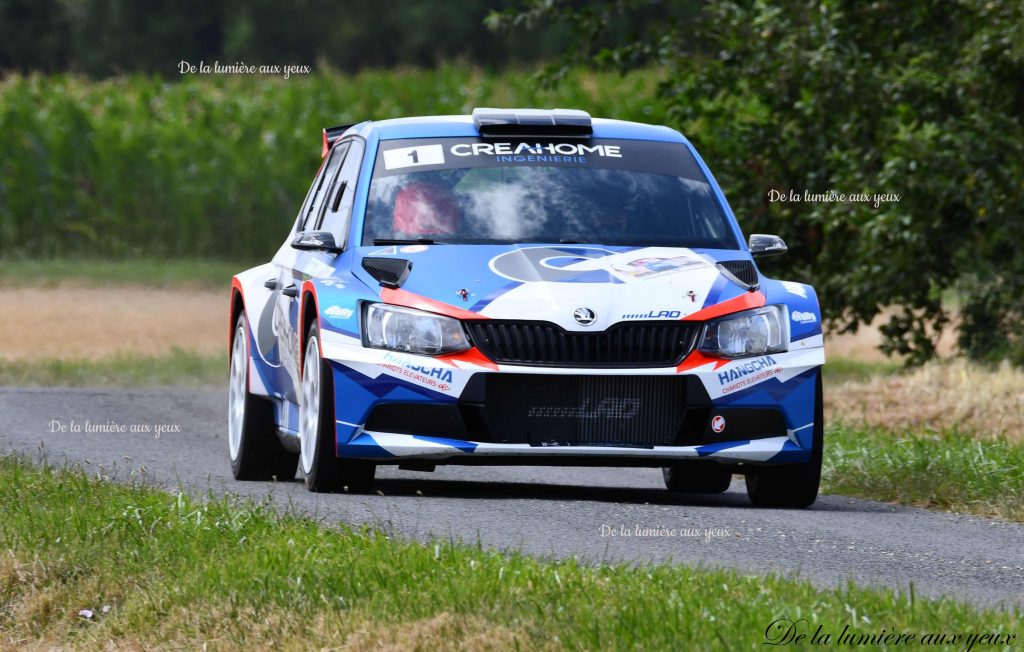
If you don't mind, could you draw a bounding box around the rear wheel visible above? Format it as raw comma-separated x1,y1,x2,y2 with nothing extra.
299,321,375,493
228,312,298,481
663,462,732,493
744,374,824,508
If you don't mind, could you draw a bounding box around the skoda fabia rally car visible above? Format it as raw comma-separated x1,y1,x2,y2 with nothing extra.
228,108,826,507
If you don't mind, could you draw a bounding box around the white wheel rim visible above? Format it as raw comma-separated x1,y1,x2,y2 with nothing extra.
228,323,247,460
299,335,321,475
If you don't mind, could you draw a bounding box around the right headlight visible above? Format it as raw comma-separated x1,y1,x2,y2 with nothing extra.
698,305,788,359
363,303,470,356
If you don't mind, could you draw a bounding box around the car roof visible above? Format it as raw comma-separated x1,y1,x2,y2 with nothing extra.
351,114,687,144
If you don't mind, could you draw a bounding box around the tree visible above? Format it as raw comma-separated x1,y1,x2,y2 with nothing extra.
490,0,1024,364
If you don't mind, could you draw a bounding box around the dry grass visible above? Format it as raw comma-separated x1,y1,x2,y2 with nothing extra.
0,551,532,652
826,358,1024,440
115,607,530,652
340,612,529,652
820,311,1024,440
824,310,958,362
0,287,225,362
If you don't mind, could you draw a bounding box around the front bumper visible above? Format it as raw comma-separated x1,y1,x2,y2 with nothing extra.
340,432,808,466
320,328,824,466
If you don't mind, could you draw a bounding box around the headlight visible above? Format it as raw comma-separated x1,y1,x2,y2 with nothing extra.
363,304,470,356
698,305,788,358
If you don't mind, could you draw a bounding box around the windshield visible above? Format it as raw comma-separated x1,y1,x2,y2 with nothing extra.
362,137,738,248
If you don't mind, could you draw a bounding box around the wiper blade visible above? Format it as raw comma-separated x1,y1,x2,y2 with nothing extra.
371,238,443,245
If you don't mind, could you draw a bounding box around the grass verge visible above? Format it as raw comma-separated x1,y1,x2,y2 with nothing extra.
821,357,901,384
824,425,1024,522
0,349,224,387
0,456,1019,650
826,358,1024,441
0,258,250,288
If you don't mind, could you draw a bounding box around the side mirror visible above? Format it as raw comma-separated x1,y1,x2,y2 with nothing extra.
291,230,341,253
748,233,788,258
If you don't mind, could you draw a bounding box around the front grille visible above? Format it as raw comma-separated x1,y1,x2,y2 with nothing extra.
465,320,701,367
484,375,687,447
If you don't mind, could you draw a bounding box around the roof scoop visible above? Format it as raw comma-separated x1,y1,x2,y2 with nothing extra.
472,107,592,138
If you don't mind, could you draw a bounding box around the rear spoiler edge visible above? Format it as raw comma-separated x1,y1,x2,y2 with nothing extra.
322,124,356,158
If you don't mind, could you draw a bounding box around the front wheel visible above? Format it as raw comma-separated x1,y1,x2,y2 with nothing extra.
299,321,375,493
744,373,824,508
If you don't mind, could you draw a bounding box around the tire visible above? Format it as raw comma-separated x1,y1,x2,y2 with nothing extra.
663,462,732,493
299,321,376,493
744,373,824,508
228,312,298,481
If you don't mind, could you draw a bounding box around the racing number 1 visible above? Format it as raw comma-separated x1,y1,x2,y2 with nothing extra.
382,144,444,170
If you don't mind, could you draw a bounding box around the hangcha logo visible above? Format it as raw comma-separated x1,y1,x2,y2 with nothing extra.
527,398,640,419
717,356,778,385
382,352,454,383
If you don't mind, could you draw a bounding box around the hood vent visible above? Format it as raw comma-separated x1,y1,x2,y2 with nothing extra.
716,260,759,291
362,257,412,289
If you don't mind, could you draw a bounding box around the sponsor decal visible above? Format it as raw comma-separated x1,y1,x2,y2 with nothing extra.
612,255,705,280
621,310,682,319
686,291,697,302
381,351,455,386
781,281,807,298
717,356,783,394
323,305,354,320
791,310,817,324
528,398,640,420
717,356,779,385
711,415,726,433
450,142,622,159
400,244,429,254
490,246,618,283
573,307,597,326
370,245,398,256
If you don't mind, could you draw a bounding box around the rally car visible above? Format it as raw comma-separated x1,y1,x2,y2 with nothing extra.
227,108,825,507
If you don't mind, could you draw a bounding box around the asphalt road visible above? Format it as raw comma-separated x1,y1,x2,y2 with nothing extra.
1,386,1022,610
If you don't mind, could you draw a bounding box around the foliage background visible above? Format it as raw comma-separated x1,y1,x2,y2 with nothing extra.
495,0,1024,364
1,0,1021,364
0,69,664,260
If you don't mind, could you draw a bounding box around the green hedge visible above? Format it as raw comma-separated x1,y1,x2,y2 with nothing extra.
0,68,666,261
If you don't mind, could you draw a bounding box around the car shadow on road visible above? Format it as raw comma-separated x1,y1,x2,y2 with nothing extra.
369,477,885,512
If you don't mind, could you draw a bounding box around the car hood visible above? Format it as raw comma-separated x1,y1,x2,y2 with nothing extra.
353,243,757,331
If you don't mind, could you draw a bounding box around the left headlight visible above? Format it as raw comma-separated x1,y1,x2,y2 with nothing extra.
698,305,788,359
363,303,470,356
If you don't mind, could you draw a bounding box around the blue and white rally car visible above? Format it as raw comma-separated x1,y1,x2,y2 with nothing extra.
228,108,825,507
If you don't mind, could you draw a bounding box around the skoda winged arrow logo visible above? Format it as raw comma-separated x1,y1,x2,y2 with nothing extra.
573,307,596,326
